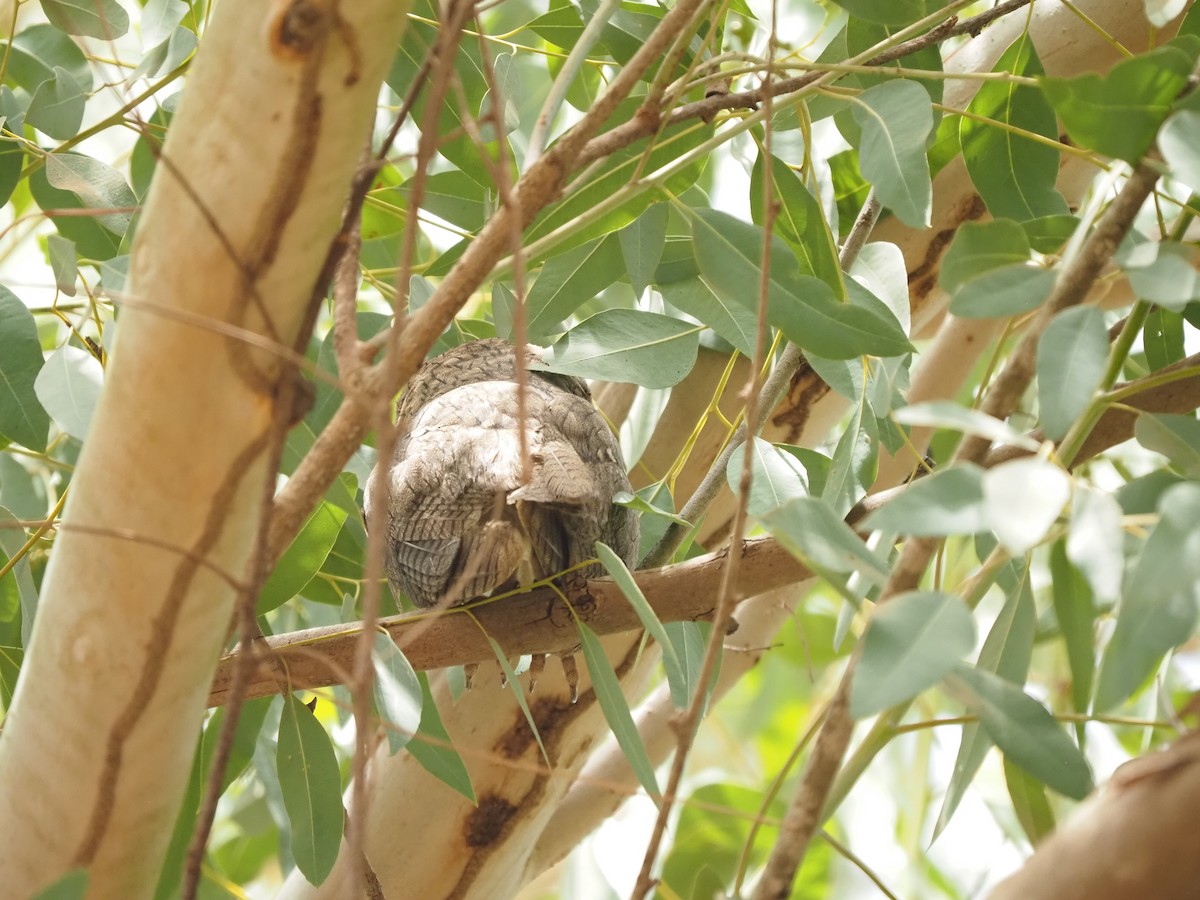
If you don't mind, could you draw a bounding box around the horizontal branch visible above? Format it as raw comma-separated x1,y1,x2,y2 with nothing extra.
207,536,810,707
211,349,1200,710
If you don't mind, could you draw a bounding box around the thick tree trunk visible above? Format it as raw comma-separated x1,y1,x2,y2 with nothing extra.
0,3,405,896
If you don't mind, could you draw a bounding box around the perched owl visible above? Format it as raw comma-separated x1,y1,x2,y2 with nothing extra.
364,338,639,693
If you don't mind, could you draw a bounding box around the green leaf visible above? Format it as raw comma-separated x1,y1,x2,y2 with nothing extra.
1023,214,1079,254
26,66,85,140
822,393,876,517
257,501,348,614
277,694,344,886
961,33,1067,221
1095,483,1200,711
525,235,624,340
33,345,103,443
759,496,889,584
517,101,712,256
595,541,683,690
408,170,489,232
1119,241,1200,311
727,437,810,516
47,234,77,296
5,24,93,93
662,620,708,712
407,672,476,803
1066,486,1124,604
487,636,551,767
42,0,129,38
1041,45,1192,163
1142,307,1186,371
951,664,1094,800
658,277,758,358
1161,108,1200,193
950,264,1055,319
31,871,89,900
0,287,51,451
934,576,1035,838
620,203,669,298
540,309,700,388
894,401,1040,452
1036,306,1107,440
852,80,933,228
578,620,661,799
1004,756,1056,846
372,633,423,755
863,464,987,536
939,219,1032,294
1049,541,1096,726
982,458,1070,555
750,152,841,291
43,152,138,238
850,591,977,719
1135,412,1200,478
692,209,912,360
828,0,924,25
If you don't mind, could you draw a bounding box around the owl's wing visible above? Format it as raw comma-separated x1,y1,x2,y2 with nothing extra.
383,383,532,606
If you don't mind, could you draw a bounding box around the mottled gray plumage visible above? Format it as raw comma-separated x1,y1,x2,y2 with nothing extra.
365,338,639,613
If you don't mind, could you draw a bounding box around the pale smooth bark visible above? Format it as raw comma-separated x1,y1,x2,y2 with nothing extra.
0,3,405,896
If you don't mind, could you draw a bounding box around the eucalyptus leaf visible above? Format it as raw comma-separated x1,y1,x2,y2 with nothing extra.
540,309,700,388
850,591,976,719
276,694,343,886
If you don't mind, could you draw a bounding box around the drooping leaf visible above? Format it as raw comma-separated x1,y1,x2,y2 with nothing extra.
1004,756,1056,846
951,663,1094,800
578,620,661,800
620,203,669,298
1036,305,1107,440
0,287,51,451
852,80,933,228
850,591,977,719
1049,541,1096,727
525,235,624,340
759,495,890,584
934,576,1035,838
407,673,476,803
26,66,85,140
750,152,841,291
276,694,344,886
961,33,1067,221
258,501,348,614
1066,487,1124,604
372,633,423,755
658,276,759,358
727,437,810,516
1094,482,1200,711
33,344,104,443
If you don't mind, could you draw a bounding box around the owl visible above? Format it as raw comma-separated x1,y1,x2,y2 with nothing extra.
364,338,640,695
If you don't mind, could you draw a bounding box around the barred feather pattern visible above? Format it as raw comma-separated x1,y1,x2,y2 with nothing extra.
365,339,639,609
